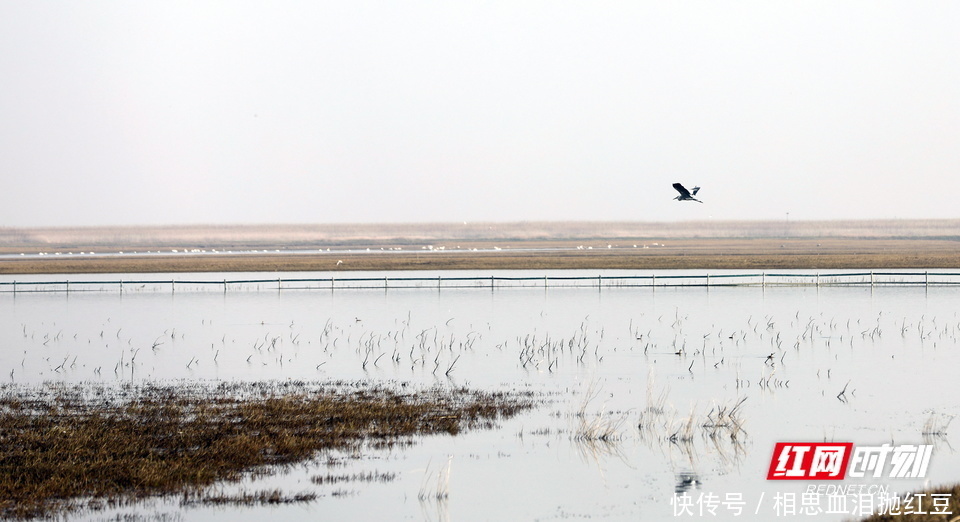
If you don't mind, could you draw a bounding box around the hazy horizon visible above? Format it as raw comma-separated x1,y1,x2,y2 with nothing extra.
3,215,960,233
2,2,959,227
4,218,960,248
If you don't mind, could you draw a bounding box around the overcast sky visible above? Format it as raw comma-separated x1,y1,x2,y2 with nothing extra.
1,2,958,227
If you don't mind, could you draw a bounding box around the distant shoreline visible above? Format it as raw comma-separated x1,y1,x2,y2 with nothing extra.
3,221,959,274
3,237,960,274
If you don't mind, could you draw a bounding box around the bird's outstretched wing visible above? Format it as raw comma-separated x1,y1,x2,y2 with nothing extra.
690,186,700,196
672,183,691,198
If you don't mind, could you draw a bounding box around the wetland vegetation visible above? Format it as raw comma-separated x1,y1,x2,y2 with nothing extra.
0,380,534,519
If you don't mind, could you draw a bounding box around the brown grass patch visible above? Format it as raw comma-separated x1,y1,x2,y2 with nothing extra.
0,381,534,519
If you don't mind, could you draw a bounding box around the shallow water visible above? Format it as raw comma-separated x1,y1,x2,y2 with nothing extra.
2,270,959,521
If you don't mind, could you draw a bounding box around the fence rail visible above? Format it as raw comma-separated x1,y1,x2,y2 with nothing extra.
2,271,960,294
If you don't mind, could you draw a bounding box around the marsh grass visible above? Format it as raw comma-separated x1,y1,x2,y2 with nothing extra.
418,456,452,502
572,382,626,443
568,382,631,465
179,489,318,506
637,391,748,470
922,412,955,436
311,471,397,485
0,381,533,519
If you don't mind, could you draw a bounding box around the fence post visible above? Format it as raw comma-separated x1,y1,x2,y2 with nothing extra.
66,280,69,294
816,272,820,287
706,273,710,287
925,271,929,289
761,272,765,288
870,270,874,287
12,280,16,295
224,279,227,294
651,273,655,288
172,280,175,294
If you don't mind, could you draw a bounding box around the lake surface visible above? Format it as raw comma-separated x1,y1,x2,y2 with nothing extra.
2,270,959,521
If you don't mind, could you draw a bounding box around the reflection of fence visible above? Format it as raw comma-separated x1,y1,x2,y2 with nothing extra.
3,271,960,293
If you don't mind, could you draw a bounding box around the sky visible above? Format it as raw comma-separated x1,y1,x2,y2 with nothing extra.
1,1,958,227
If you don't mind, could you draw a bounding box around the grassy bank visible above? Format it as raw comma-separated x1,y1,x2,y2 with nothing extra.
0,381,534,519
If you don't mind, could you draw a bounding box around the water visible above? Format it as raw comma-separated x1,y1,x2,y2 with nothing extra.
2,270,959,521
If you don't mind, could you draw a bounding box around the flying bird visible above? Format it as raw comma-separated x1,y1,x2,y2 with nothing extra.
672,183,702,203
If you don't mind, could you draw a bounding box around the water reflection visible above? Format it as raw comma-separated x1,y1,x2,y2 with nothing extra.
675,470,703,494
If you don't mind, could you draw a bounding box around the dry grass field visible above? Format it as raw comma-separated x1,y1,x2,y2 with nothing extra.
2,220,959,273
